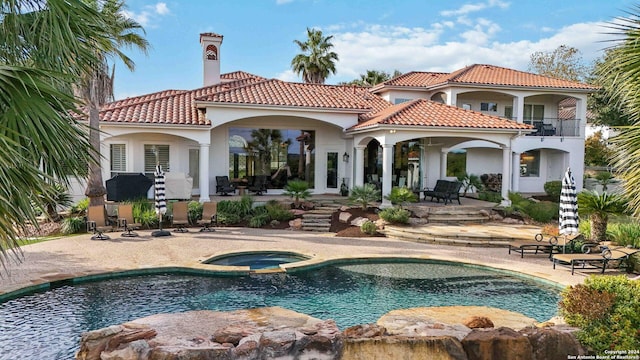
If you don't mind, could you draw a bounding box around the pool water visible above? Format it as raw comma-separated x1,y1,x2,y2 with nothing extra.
0,261,560,360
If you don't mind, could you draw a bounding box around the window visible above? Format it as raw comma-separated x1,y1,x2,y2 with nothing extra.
394,98,412,104
189,149,199,189
447,150,466,177
520,150,540,177
524,104,544,123
504,106,513,119
480,102,497,112
110,144,126,178
326,152,338,188
144,144,169,177
462,103,472,110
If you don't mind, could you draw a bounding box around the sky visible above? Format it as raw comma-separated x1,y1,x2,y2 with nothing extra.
113,0,638,100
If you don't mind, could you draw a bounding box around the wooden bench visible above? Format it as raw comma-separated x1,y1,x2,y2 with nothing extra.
422,180,462,205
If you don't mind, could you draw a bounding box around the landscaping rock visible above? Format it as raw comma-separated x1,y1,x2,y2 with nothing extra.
343,324,386,338
462,327,533,360
339,212,352,223
76,307,342,360
520,326,586,360
463,316,494,329
289,218,303,230
350,217,368,227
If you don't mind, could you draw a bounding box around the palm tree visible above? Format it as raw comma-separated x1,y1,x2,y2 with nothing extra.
291,28,339,84
0,0,114,266
597,5,640,217
577,190,626,241
78,0,149,206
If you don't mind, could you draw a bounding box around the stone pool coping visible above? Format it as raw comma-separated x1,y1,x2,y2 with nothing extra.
0,226,598,300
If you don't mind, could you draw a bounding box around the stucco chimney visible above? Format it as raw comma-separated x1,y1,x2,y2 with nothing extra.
200,32,224,86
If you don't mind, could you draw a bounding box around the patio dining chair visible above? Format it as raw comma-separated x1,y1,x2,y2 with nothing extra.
117,204,141,237
171,201,190,232
197,201,218,232
216,176,236,196
87,205,113,240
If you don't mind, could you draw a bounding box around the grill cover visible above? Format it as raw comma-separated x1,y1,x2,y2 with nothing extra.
106,173,153,202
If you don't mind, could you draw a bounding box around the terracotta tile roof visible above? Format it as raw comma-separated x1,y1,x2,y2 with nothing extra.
350,99,534,131
375,64,597,91
200,80,390,111
90,73,265,125
221,71,266,81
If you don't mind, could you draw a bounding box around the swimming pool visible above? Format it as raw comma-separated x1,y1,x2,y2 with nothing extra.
0,260,560,359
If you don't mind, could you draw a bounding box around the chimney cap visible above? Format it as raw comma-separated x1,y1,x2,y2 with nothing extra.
200,32,224,41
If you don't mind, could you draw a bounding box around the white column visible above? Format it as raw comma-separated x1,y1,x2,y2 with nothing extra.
381,144,393,207
501,146,511,206
514,95,524,123
355,146,365,187
439,150,448,179
199,143,210,202
511,152,520,193
446,90,457,106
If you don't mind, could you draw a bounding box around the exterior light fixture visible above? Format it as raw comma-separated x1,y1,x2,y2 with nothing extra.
343,152,350,162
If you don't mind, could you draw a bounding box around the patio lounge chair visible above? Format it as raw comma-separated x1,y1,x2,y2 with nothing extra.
216,176,236,196
509,233,585,258
197,201,217,232
117,204,141,237
552,246,640,275
171,201,190,232
248,175,268,195
87,205,113,240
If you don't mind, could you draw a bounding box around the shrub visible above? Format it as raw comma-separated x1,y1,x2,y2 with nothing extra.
379,207,410,224
265,201,294,221
70,198,89,215
543,180,562,200
478,191,502,203
283,180,311,206
249,213,270,228
360,220,377,235
61,216,85,234
385,187,418,208
187,201,203,224
559,275,640,352
607,222,640,248
522,201,559,223
349,184,381,210
218,195,254,218
217,212,241,225
136,209,159,228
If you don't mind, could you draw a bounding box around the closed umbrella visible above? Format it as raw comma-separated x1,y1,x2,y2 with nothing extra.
152,165,171,237
559,167,579,236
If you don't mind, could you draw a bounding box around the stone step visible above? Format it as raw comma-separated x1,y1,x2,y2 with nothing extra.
302,220,332,226
382,229,510,247
302,225,331,232
383,225,532,244
302,214,333,219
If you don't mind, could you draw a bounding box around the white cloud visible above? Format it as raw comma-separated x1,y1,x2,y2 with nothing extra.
122,2,171,28
276,69,299,82
155,2,170,15
440,0,510,17
322,20,609,84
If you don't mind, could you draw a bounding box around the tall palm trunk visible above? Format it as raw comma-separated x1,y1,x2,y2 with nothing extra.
85,105,106,206
590,213,608,242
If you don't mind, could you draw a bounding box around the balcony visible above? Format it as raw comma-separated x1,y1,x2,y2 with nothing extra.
523,118,580,138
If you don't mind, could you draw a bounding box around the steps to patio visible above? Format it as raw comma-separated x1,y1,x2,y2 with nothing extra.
301,203,342,232
382,223,541,247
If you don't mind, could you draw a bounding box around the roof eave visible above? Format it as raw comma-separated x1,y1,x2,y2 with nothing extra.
431,82,598,93
345,123,535,135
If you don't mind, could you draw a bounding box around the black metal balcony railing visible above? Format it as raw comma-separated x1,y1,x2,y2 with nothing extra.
523,118,580,137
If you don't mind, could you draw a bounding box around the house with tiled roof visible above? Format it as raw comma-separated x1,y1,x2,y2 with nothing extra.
72,33,595,206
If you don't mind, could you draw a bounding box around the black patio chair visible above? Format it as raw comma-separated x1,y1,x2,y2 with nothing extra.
248,175,268,195
216,176,236,195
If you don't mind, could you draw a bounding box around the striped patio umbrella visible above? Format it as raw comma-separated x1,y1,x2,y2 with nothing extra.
559,167,579,235
152,165,170,236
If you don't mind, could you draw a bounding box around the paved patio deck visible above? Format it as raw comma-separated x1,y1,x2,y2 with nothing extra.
2,223,626,297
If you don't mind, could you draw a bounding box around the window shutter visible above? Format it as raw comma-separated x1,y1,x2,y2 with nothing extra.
144,145,170,175
110,144,126,177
